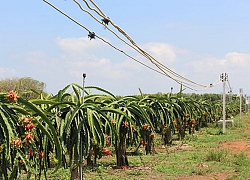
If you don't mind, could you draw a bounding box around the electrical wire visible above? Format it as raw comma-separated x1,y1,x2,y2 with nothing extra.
227,79,232,93
42,0,196,90
79,0,216,89
43,0,223,91
43,0,206,91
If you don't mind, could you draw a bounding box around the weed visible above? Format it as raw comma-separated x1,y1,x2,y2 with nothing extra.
205,149,229,162
127,169,146,176
234,152,250,166
190,152,200,161
183,134,198,143
193,163,212,175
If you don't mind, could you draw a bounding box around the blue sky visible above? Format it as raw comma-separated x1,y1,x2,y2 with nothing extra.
1,0,250,96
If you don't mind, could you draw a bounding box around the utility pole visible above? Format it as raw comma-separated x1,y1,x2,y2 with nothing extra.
245,95,247,113
239,88,243,126
247,96,249,113
80,73,86,180
220,73,227,133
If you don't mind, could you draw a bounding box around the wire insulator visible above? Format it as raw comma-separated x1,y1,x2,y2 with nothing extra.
88,32,96,40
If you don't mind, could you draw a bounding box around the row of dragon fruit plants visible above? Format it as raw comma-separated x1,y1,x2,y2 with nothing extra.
0,84,239,179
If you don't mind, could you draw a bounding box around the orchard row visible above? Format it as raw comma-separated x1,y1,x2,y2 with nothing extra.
0,84,239,179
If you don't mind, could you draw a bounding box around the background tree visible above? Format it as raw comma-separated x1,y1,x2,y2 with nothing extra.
0,77,46,99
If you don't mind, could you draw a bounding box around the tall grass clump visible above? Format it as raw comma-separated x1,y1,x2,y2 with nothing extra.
205,149,229,162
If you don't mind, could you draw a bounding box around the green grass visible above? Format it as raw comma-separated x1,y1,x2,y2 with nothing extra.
20,113,250,180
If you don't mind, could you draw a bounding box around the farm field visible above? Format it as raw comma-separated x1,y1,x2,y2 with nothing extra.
2,1,250,179
1,86,248,180
23,113,250,180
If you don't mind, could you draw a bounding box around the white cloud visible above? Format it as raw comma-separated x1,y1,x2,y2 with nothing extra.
184,52,250,93
140,42,176,64
54,38,180,82
224,52,250,68
55,37,104,54
67,57,139,81
188,52,250,74
189,57,222,73
53,36,148,82
47,37,250,95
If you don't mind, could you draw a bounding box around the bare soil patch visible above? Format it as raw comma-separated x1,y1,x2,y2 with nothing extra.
172,140,249,180
220,140,250,157
175,170,239,180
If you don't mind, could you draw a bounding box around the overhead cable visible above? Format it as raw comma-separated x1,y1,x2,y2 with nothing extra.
79,0,214,89
43,0,221,91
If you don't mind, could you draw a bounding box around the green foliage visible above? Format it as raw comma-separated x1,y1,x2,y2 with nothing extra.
205,149,229,162
0,82,244,179
234,152,250,166
0,77,46,99
0,92,61,179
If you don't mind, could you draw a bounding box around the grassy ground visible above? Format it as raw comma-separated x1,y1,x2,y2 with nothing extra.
21,113,250,180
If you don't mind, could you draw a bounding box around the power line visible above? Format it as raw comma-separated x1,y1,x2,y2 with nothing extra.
42,0,189,86
76,0,220,90
43,0,221,91
81,0,213,87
